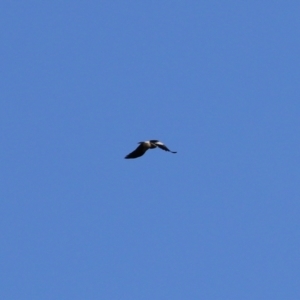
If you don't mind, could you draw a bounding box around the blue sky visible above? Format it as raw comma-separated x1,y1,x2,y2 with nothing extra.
1,1,299,299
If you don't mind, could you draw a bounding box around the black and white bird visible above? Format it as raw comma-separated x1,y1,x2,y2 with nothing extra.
125,140,177,159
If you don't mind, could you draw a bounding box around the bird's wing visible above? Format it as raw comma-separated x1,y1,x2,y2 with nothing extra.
152,141,177,153
125,144,148,159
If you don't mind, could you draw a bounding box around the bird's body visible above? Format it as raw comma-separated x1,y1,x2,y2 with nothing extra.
125,140,177,159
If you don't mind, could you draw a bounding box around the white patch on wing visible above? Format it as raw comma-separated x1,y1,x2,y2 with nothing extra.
143,141,152,147
154,141,164,145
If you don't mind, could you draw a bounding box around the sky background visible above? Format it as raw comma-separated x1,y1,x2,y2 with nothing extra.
1,1,299,299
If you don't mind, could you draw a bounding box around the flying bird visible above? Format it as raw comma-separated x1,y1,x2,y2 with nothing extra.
125,140,177,159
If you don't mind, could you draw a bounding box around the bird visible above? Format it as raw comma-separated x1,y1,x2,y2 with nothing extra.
125,140,177,159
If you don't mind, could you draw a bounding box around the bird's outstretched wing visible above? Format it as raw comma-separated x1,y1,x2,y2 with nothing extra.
125,144,148,159
151,141,177,153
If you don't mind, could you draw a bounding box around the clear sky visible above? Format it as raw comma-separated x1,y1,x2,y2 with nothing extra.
1,1,299,299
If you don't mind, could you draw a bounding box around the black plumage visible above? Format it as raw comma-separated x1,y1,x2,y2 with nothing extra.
125,140,177,159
